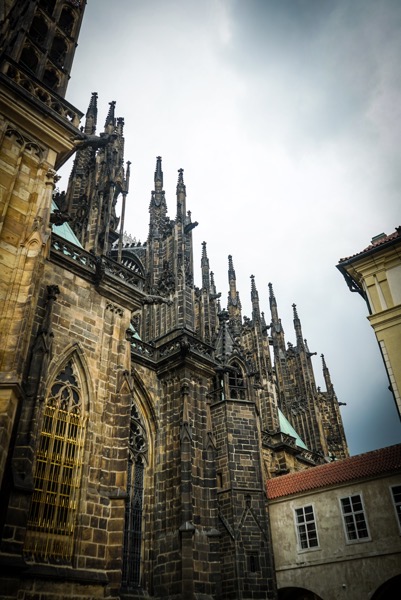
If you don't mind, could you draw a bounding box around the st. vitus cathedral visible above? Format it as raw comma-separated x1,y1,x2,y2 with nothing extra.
0,2,348,599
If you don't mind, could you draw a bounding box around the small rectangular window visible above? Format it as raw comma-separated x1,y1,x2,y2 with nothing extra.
295,505,319,550
391,485,401,531
340,494,370,542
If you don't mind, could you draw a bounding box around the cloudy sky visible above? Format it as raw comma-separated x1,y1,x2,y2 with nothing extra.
61,0,401,456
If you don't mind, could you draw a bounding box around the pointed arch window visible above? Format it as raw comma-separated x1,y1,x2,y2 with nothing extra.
19,45,39,73
122,402,148,590
59,6,75,36
229,361,246,399
24,360,86,563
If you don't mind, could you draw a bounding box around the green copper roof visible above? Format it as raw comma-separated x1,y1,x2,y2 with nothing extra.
51,201,83,248
278,408,308,449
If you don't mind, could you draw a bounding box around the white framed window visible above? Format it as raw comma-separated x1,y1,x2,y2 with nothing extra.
391,485,401,532
294,505,319,550
340,494,370,542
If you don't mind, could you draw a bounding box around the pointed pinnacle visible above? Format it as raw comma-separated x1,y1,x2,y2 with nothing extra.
268,282,275,299
321,354,327,369
86,91,98,117
116,116,124,134
228,255,236,278
154,156,163,185
292,303,299,320
105,100,116,127
202,241,207,259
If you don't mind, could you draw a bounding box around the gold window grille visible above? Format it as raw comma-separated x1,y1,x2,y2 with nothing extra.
24,361,85,563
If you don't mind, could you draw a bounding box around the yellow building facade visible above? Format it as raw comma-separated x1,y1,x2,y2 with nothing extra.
337,228,401,419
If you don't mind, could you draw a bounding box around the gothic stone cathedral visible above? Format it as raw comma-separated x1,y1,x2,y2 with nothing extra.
0,2,348,599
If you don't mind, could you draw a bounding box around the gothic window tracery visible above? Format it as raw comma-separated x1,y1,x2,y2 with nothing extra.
49,36,67,66
24,360,85,563
122,401,148,590
59,7,75,36
229,361,246,399
29,15,48,47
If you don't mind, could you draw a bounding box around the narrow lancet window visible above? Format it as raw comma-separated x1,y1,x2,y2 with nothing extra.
24,361,85,563
122,402,147,590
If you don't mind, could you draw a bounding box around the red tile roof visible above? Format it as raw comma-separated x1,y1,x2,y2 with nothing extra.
266,444,401,500
338,227,401,264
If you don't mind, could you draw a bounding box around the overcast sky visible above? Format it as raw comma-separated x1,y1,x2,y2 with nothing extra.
61,0,401,456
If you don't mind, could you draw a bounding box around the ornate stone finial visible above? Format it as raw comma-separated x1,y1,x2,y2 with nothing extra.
210,271,215,286
202,241,207,258
292,303,299,320
177,168,184,184
116,116,124,134
268,282,275,299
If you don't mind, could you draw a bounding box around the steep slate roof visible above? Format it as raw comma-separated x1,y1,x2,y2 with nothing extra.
266,444,401,500
338,227,401,264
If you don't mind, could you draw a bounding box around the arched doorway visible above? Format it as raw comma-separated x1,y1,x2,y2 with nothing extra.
278,588,324,600
371,574,401,600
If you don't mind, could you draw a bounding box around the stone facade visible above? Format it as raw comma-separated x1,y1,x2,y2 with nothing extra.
0,2,349,599
267,445,401,600
338,228,401,419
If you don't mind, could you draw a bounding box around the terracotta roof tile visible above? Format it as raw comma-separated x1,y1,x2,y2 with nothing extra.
266,444,401,500
338,227,401,264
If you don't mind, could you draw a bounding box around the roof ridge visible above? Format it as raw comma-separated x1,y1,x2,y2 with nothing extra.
267,444,401,500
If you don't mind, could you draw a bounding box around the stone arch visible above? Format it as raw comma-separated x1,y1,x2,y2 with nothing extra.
278,587,324,600
19,44,39,73
45,343,93,414
371,574,401,600
228,358,247,399
49,34,67,66
59,5,75,36
29,13,48,46
43,64,60,90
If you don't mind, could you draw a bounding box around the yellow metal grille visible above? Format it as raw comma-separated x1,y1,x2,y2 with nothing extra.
24,361,85,563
